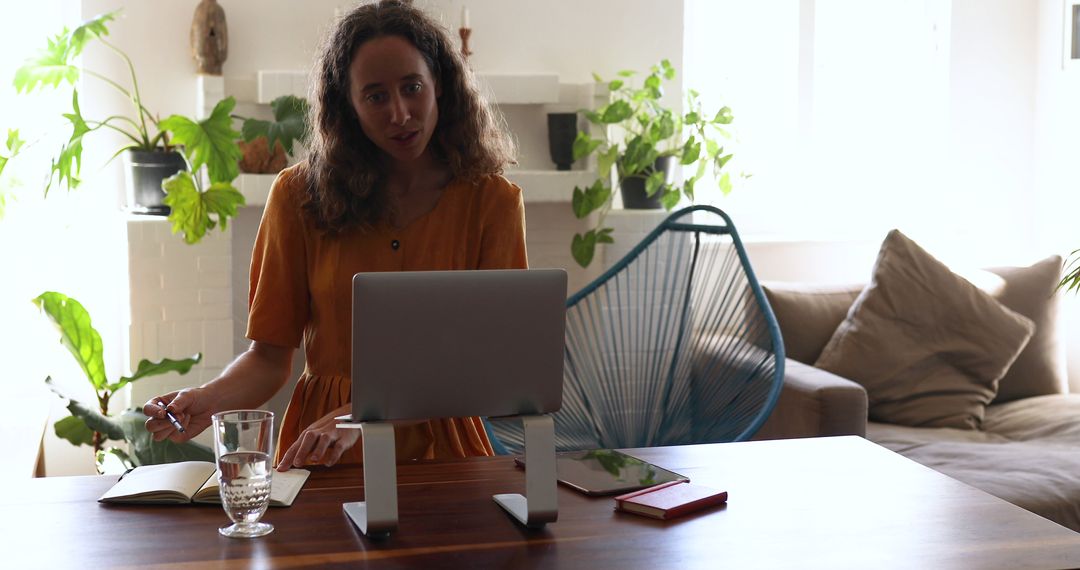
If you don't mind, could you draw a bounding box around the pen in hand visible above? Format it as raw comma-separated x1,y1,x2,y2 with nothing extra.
156,401,186,433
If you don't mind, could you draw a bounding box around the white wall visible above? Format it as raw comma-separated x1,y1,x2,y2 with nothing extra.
1035,0,1080,388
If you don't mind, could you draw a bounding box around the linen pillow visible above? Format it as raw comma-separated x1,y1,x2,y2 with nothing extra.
987,255,1067,402
814,230,1035,429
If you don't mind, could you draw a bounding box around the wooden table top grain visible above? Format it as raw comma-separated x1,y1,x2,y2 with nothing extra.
6,436,1080,569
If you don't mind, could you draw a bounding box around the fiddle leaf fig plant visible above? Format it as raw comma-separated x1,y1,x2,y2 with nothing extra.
34,291,212,473
10,10,244,244
569,59,738,267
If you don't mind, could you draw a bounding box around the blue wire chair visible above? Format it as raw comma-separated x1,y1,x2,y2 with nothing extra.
489,205,785,454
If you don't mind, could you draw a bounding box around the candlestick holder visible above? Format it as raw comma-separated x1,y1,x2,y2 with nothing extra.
459,27,472,60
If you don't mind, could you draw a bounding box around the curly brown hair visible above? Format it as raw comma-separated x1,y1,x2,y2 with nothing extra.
303,0,515,234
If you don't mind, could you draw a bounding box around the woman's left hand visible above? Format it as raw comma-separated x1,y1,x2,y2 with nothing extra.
276,405,360,471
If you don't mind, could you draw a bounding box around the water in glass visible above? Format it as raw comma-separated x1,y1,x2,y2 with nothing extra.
218,451,272,524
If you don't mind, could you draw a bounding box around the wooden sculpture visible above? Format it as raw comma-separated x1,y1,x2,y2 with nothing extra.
191,0,228,75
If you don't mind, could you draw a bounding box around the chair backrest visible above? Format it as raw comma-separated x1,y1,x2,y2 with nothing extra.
491,206,785,453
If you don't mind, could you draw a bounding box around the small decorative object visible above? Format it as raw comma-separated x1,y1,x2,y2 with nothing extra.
547,113,578,171
191,0,228,75
459,6,472,60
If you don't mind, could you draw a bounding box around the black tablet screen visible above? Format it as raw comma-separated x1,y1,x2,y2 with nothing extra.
515,449,688,496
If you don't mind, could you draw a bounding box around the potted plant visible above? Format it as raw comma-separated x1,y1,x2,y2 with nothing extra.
568,59,737,267
234,94,310,174
11,10,243,244
34,291,212,473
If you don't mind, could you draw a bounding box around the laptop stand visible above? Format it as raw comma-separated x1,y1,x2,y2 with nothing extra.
340,414,558,538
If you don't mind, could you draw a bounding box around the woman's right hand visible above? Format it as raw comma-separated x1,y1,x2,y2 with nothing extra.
142,388,215,442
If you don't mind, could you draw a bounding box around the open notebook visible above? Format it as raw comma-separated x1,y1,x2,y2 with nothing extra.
98,461,309,507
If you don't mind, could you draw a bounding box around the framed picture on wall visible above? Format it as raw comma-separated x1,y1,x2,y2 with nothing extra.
1065,0,1080,69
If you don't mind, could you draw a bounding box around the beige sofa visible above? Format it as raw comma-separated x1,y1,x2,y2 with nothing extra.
754,246,1080,532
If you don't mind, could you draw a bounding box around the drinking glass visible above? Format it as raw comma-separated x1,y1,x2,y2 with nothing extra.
211,410,275,538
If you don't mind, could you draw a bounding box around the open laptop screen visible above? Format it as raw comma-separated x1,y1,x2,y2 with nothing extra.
350,269,566,422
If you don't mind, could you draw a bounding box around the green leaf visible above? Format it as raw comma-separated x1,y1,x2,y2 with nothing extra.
706,139,720,159
660,187,681,210
33,292,107,390
586,179,612,213
13,34,79,93
713,106,734,125
119,409,214,466
599,100,634,124
160,96,242,184
680,136,701,165
0,129,24,182
66,397,125,441
163,172,245,244
47,90,94,194
660,59,676,80
12,12,116,93
645,170,665,197
571,186,588,219
54,415,94,447
617,69,637,77
583,110,602,125
716,153,734,170
607,79,624,91
571,231,598,268
572,179,610,219
644,75,661,91
683,176,697,203
591,72,604,83
595,227,615,244
684,111,700,125
109,353,202,393
621,136,657,175
67,11,117,58
241,95,310,154
571,131,601,161
98,447,134,473
718,171,733,196
598,146,618,179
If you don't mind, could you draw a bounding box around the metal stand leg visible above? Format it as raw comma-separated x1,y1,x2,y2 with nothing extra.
342,422,397,537
493,414,558,528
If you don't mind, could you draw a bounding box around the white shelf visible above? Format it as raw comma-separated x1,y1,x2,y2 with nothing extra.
506,169,596,203
234,170,592,207
477,73,559,105
236,173,276,206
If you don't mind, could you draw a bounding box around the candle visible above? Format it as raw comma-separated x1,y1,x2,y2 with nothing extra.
462,6,470,28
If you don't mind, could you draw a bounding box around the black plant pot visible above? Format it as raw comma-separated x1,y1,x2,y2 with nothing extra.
124,149,187,216
619,155,675,210
547,113,578,171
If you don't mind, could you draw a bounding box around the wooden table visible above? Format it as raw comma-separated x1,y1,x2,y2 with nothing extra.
7,436,1080,569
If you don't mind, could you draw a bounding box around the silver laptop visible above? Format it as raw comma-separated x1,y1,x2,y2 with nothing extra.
349,269,567,422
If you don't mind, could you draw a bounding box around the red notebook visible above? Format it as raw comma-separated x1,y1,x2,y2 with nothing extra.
614,480,727,520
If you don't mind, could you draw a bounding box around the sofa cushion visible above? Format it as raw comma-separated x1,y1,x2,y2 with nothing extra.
764,256,1066,401
761,283,862,364
869,395,1080,532
814,230,1035,429
986,256,1067,403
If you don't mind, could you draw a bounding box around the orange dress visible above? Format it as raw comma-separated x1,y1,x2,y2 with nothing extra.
246,163,528,464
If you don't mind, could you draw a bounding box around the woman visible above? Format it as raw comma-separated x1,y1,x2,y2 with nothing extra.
143,0,524,470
